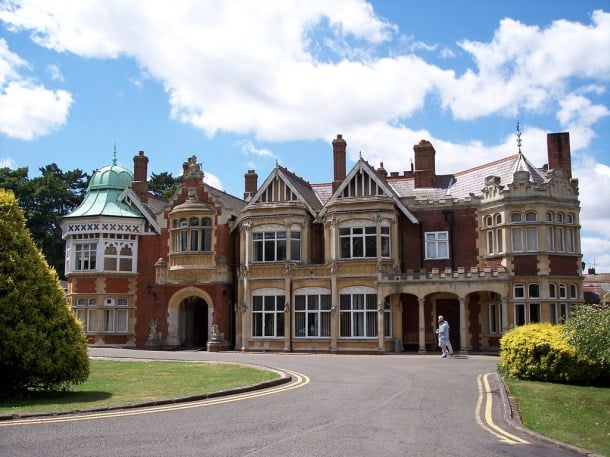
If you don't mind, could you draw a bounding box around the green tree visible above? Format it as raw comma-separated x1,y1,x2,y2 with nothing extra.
149,171,181,199
0,165,88,277
0,189,89,397
562,304,610,371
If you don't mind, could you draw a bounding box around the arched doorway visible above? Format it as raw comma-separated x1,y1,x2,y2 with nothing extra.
166,287,215,350
180,296,208,349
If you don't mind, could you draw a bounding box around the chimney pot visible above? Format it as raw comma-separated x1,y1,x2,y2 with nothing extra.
332,133,347,192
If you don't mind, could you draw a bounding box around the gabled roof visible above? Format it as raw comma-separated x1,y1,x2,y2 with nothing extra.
447,152,547,199
204,183,247,216
382,151,548,201
118,188,160,233
317,158,419,224
244,165,322,217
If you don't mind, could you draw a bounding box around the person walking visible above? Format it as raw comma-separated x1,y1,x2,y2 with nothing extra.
436,315,454,358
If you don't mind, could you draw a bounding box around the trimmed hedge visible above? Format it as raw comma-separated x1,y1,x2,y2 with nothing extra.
498,323,606,385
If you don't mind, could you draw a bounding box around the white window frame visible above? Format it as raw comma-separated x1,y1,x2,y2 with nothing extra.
253,228,301,263
339,226,376,259
251,289,285,338
495,229,504,253
546,226,555,251
569,284,577,299
487,230,494,255
528,284,540,299
294,288,331,338
511,227,523,252
172,216,213,253
339,287,381,338
425,231,449,259
514,303,526,326
526,226,538,251
74,242,98,271
566,228,575,253
489,303,502,334
513,284,525,299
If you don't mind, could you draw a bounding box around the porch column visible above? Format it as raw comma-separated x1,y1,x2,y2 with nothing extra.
329,217,339,352
459,297,468,354
330,264,339,352
417,297,426,354
377,299,385,353
240,222,252,351
283,269,292,352
240,274,250,351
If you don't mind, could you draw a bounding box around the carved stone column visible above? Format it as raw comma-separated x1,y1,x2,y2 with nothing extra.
459,297,468,354
418,297,426,354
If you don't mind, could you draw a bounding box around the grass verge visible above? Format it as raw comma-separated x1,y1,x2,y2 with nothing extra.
0,359,280,416
506,377,610,456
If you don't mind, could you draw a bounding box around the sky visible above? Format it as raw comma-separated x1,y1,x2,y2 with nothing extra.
1,0,609,272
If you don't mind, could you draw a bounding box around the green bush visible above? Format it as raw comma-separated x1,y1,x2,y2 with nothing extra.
562,304,610,373
498,323,605,385
0,189,89,398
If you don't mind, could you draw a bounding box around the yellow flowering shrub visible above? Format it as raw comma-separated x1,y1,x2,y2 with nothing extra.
498,323,604,385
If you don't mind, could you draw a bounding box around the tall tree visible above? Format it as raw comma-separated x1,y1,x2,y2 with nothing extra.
0,165,89,278
149,171,181,199
0,189,89,397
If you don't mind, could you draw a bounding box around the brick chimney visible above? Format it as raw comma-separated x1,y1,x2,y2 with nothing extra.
332,134,346,193
414,140,436,188
244,169,258,200
377,162,388,181
547,132,571,179
132,151,149,201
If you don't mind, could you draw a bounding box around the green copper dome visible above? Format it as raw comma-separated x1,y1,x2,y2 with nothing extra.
88,164,133,190
64,160,142,219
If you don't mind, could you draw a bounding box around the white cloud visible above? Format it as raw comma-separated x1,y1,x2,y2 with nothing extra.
0,156,16,168
46,63,64,81
1,1,609,268
203,170,223,190
574,158,610,272
442,11,610,120
0,39,72,139
238,140,275,159
0,81,72,139
1,2,608,147
557,94,609,128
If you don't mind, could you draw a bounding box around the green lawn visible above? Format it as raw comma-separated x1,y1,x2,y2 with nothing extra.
506,377,610,456
0,359,281,415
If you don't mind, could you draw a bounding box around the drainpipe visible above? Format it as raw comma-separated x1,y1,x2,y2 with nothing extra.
443,210,455,270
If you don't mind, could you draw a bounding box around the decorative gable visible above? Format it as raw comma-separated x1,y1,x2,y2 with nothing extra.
338,167,386,198
243,166,321,219
253,174,299,203
320,159,419,224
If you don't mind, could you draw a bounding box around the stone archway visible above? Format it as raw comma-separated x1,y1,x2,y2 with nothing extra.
166,287,214,349
181,296,208,348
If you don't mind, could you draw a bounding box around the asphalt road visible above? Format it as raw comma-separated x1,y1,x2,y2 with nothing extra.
0,348,590,457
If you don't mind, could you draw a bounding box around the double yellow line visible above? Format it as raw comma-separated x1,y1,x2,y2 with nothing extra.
475,372,529,445
0,369,310,427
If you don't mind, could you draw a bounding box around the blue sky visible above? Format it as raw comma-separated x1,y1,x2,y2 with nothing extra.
1,0,609,272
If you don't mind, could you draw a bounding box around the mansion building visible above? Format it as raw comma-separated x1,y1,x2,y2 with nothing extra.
61,131,582,354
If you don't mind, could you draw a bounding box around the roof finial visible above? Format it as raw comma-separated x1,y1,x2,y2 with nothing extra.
112,142,117,165
516,121,522,154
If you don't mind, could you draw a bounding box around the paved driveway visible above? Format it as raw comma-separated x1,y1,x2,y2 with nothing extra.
0,349,586,457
